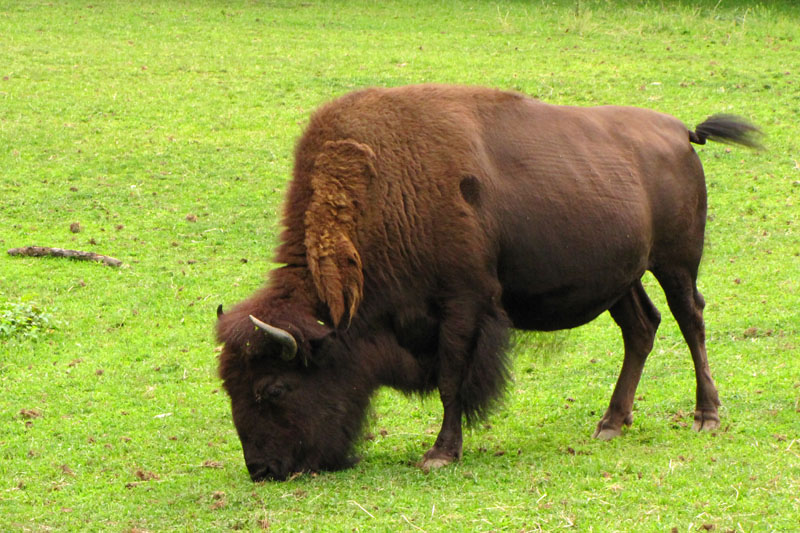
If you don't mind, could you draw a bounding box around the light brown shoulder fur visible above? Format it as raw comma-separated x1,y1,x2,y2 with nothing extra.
304,139,376,327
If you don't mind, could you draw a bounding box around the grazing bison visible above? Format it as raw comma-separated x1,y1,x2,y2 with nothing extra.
216,84,760,481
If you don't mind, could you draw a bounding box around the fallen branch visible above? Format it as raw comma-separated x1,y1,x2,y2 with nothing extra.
7,246,122,267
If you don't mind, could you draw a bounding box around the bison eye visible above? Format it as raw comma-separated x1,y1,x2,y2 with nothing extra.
254,382,287,404
266,384,285,398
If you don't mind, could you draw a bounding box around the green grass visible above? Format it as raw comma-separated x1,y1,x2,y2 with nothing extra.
1,0,798,531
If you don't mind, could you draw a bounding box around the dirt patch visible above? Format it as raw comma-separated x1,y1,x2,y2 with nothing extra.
135,469,159,481
210,491,226,510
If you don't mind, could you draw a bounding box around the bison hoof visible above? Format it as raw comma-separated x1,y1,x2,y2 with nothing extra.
691,410,720,432
420,456,454,471
592,427,622,441
592,412,632,440
419,447,461,472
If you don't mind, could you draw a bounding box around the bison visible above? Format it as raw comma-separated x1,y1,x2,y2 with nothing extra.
216,84,760,481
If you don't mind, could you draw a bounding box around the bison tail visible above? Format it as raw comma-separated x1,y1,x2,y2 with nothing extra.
304,139,376,328
689,114,763,149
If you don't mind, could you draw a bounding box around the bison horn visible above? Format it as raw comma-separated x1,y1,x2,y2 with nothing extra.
216,304,224,318
249,315,298,361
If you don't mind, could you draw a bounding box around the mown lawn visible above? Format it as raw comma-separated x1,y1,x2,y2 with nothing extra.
1,0,798,531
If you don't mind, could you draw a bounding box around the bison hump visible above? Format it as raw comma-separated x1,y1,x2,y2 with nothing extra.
304,139,376,327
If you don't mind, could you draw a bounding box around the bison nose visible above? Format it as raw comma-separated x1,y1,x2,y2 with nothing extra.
247,462,273,482
247,461,289,482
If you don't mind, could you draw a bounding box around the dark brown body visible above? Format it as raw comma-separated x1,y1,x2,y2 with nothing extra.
217,85,759,480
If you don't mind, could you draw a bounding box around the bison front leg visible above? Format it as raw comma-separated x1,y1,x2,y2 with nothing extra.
420,385,464,470
420,295,511,471
420,318,468,471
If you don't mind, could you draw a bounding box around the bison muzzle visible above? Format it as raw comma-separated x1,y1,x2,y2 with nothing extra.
215,84,761,481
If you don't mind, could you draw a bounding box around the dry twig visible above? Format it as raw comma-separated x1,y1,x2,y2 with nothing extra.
7,246,122,267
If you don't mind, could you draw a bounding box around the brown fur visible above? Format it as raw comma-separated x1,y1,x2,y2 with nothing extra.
217,84,759,481
304,140,375,326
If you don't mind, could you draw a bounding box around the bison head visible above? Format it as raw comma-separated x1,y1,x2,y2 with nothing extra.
216,303,372,481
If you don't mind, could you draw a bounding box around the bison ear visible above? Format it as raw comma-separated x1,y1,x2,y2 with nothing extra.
304,139,375,328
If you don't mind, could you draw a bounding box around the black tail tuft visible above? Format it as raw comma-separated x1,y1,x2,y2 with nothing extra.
689,114,763,149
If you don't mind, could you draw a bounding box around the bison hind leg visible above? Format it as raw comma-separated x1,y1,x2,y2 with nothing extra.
652,267,721,432
594,279,661,440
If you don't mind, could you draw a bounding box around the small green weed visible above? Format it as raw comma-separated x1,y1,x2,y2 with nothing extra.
0,300,59,342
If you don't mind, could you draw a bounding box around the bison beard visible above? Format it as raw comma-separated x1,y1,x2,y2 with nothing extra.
216,84,761,480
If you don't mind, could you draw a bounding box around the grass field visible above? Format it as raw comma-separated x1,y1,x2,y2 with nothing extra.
1,0,798,531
